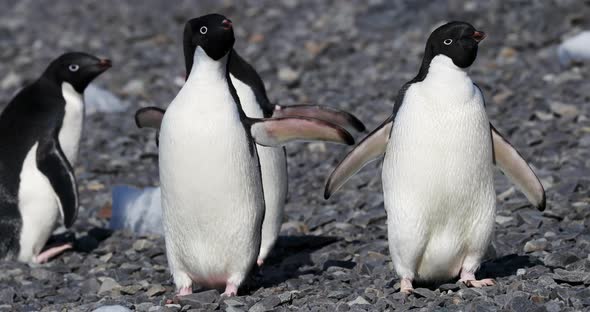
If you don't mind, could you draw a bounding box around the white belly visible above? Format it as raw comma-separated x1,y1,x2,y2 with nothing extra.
382,63,495,281
59,82,84,165
17,142,60,262
231,75,288,261
158,81,265,282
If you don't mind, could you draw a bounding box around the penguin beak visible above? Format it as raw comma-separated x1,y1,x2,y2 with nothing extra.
472,31,486,43
222,19,233,30
97,59,112,70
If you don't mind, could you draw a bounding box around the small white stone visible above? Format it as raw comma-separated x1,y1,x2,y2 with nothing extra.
348,296,370,306
523,238,548,253
495,215,514,225
516,268,526,276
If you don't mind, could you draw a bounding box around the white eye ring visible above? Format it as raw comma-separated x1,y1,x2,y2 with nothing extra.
443,39,453,45
68,64,79,72
200,26,208,34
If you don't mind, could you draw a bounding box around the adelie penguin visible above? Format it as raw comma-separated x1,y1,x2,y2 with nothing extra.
324,22,546,294
156,14,354,297
135,24,365,267
0,52,111,263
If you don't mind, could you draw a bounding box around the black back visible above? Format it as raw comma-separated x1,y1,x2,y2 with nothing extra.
0,79,65,258
228,50,274,117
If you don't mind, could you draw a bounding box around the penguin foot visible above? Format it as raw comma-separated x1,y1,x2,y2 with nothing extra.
33,243,73,264
462,278,496,288
459,271,496,288
256,259,264,267
221,283,238,297
177,286,192,296
400,278,414,295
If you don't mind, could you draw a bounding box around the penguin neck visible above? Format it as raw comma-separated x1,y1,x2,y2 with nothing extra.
185,47,229,85
423,55,470,84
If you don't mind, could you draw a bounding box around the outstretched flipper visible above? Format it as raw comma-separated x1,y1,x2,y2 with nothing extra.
135,107,165,129
491,124,546,211
324,116,393,199
247,117,354,147
36,137,79,228
273,104,366,132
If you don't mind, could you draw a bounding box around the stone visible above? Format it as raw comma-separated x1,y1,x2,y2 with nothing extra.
552,269,590,284
92,305,132,312
178,289,219,306
146,284,167,297
248,296,281,312
277,66,300,85
412,288,437,299
30,268,59,281
348,296,370,306
523,238,548,253
0,288,15,304
97,277,121,295
120,284,142,295
133,239,154,252
544,252,580,268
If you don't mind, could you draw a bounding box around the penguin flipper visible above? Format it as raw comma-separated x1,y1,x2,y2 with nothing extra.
135,107,165,129
324,117,393,199
491,124,546,211
248,117,355,147
273,104,366,132
36,137,79,228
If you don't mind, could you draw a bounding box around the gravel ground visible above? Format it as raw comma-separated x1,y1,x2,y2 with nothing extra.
0,0,589,311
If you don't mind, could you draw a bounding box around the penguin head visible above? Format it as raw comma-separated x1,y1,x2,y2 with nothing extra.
43,52,112,93
425,21,486,68
183,14,235,77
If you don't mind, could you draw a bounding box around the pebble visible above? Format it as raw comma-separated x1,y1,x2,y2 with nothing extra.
277,66,300,85
92,305,132,312
98,277,121,295
523,238,548,253
347,296,370,306
146,284,167,297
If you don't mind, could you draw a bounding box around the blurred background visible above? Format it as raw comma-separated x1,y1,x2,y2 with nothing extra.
0,0,589,310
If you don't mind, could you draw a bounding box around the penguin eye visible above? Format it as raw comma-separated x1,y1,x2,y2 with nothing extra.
199,26,208,35
443,39,453,45
68,64,80,72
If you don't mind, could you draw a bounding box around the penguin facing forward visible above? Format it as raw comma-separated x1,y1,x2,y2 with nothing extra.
324,22,545,294
136,41,365,268
0,52,111,263
158,14,354,297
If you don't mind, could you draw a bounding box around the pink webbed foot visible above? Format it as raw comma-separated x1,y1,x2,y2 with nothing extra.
400,277,414,295
459,271,496,288
33,243,73,264
221,283,238,297
257,259,264,267
178,286,192,296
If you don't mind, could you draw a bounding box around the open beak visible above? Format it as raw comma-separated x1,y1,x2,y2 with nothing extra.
472,31,486,43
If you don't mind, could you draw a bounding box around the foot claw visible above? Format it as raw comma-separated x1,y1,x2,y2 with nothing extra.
222,283,238,297
462,278,496,288
176,286,192,297
399,277,414,295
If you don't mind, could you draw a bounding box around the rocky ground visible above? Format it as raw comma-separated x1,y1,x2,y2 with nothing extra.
0,0,589,311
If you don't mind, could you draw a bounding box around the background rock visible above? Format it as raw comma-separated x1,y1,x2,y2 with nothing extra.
0,0,588,311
